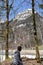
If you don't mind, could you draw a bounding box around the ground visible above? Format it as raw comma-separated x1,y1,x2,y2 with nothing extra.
23,58,43,65
0,58,43,65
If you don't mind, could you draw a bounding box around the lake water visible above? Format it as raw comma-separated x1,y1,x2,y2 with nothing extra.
0,50,14,62
0,50,43,62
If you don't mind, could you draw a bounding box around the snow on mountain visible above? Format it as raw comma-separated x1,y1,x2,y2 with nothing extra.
0,20,4,23
0,9,43,49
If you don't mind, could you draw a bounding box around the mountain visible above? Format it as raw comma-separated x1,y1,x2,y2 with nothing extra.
0,9,43,49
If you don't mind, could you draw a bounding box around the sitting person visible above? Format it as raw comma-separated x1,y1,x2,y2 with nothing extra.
12,46,23,65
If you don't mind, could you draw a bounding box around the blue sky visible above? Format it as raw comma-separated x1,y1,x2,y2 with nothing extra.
13,0,43,15
0,0,43,21
9,0,43,21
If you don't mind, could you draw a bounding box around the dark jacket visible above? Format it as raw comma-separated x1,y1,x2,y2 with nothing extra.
13,50,23,65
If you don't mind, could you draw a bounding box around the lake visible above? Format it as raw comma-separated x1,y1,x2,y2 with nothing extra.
0,50,43,62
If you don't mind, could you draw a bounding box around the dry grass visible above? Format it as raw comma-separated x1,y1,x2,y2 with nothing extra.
0,57,43,65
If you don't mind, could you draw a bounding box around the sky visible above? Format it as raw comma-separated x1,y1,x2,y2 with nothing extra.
9,0,43,21
0,0,43,22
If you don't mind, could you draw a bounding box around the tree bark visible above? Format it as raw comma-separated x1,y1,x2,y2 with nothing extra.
5,0,9,59
32,0,41,63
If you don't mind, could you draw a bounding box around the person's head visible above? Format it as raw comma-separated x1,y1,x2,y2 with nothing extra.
17,46,22,51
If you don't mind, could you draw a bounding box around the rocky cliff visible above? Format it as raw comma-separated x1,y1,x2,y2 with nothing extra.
0,9,43,49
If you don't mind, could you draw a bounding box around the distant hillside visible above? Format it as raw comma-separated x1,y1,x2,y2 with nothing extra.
0,9,43,49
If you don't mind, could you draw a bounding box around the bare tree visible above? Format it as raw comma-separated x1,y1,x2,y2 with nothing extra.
5,0,9,59
32,0,41,63
0,0,27,59
0,0,42,60
0,0,14,59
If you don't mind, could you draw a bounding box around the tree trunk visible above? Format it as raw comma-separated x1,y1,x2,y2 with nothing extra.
32,0,41,63
5,0,9,59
